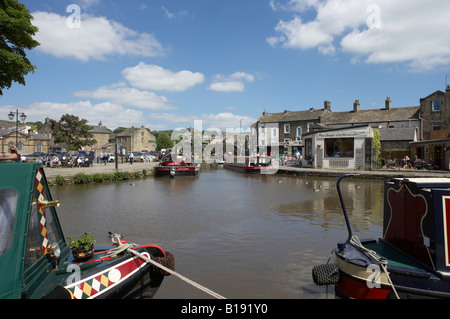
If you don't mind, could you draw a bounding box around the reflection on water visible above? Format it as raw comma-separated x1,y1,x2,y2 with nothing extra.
51,166,384,298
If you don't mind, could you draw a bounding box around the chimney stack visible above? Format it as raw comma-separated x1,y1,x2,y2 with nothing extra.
384,96,392,111
353,100,360,112
385,97,391,110
324,100,331,112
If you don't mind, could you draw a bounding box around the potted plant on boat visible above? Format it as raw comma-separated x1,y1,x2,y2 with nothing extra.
67,232,96,262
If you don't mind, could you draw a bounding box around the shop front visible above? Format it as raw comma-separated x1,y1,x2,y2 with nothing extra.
410,138,450,170
301,125,374,170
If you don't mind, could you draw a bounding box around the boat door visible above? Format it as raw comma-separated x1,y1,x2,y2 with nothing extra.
22,167,68,298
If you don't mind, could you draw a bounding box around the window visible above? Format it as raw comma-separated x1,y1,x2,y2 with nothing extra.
432,100,441,112
307,123,314,132
37,143,43,153
296,126,302,138
284,124,290,134
325,138,354,158
24,176,64,271
0,189,18,256
432,123,442,131
304,138,312,160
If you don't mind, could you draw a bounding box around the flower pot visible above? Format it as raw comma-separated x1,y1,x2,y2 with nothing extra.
71,246,94,262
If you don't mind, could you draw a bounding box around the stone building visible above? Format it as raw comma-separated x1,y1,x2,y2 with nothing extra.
419,86,450,139
253,105,329,155
85,121,112,154
38,118,112,154
0,125,49,155
115,126,156,153
253,97,420,159
410,86,450,169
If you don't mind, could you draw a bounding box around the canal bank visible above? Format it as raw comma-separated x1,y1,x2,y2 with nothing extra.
43,161,159,183
276,165,450,179
42,161,450,184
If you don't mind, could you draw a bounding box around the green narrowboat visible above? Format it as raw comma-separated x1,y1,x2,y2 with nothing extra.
0,162,173,299
313,174,450,299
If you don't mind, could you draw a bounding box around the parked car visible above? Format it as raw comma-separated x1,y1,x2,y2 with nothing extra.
105,153,115,162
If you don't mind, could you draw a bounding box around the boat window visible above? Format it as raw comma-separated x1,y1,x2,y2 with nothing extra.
24,197,43,268
0,188,18,257
24,190,64,271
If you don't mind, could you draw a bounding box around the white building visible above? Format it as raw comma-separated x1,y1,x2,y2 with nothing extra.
301,125,374,170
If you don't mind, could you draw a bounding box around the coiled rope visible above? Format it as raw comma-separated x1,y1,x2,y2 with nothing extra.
350,236,400,299
108,234,226,299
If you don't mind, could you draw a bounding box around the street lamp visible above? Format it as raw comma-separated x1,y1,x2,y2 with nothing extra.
8,109,26,149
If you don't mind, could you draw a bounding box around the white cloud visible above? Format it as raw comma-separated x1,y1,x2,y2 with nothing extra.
209,81,245,92
208,72,255,92
122,63,205,92
32,11,166,61
148,112,256,130
268,0,450,71
7,101,144,130
74,83,176,110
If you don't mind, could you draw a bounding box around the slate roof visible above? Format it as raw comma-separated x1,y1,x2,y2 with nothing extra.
89,125,111,134
321,106,420,125
257,108,328,123
378,127,418,141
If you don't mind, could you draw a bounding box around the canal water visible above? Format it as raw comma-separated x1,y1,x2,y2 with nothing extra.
51,165,385,299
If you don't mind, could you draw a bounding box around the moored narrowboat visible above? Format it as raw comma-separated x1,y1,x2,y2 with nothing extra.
0,162,174,299
223,156,276,174
154,155,200,177
313,174,450,299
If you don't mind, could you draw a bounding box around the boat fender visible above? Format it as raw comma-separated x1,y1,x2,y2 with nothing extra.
312,263,339,286
152,251,175,276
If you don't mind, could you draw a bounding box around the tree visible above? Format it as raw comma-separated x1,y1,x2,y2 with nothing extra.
50,114,97,152
155,131,173,150
0,0,40,95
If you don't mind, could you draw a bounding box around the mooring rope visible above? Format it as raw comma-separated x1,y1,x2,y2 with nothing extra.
350,236,400,299
108,234,226,299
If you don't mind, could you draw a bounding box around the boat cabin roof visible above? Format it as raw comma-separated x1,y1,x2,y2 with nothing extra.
390,178,450,188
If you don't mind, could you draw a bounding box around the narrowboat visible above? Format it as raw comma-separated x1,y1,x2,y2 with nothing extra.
154,155,200,177
312,174,450,299
223,156,276,174
0,162,174,299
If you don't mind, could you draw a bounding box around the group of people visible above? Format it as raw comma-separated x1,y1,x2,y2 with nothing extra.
280,150,303,166
37,154,91,168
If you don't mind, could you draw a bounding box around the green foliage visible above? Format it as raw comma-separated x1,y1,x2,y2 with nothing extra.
156,131,173,150
112,171,129,181
73,171,133,184
55,175,65,186
67,232,96,251
73,172,92,184
0,0,40,95
50,114,97,151
373,128,381,158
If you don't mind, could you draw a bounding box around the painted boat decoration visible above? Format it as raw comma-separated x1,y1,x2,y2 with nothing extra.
223,156,276,174
0,162,174,299
313,174,450,299
154,155,200,177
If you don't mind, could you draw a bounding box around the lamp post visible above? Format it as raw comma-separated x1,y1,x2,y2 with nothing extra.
8,109,26,150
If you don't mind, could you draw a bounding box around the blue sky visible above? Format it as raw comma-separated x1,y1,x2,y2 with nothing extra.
1,0,449,131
